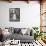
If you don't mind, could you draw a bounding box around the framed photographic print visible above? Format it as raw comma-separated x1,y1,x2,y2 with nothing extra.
9,8,20,22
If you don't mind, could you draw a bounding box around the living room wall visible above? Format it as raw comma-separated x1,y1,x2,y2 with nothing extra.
0,1,40,28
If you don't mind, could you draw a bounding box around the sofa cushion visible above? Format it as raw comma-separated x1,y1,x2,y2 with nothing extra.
21,28,27,35
8,27,14,34
9,33,34,43
14,28,21,33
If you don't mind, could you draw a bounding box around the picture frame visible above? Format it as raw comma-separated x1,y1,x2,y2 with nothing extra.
9,8,20,22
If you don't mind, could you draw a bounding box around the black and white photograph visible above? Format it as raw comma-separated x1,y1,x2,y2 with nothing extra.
9,8,20,22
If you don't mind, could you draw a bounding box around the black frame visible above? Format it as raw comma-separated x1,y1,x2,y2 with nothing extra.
9,8,20,22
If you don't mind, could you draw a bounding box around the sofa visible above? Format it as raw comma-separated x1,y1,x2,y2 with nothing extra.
1,27,34,43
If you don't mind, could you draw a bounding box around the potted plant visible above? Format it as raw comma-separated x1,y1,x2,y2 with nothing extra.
32,27,38,40
32,27,43,40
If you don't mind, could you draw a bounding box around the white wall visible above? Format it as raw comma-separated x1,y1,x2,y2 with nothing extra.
0,1,40,28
